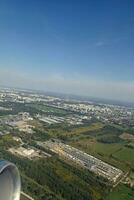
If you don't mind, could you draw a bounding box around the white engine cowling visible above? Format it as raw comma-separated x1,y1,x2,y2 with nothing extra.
0,160,21,200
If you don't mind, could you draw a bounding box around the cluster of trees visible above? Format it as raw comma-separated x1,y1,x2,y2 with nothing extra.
21,174,58,200
0,135,18,149
32,128,50,141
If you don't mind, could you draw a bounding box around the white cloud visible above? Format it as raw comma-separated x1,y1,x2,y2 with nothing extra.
94,37,128,48
95,41,107,47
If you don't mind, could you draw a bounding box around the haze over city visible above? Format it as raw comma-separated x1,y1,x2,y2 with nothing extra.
0,0,134,102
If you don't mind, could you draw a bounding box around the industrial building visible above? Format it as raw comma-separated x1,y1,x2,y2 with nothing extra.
39,140,123,183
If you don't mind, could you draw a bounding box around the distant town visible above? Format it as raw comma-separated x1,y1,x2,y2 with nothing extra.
0,87,134,127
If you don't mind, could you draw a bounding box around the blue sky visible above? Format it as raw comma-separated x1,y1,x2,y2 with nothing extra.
0,0,134,102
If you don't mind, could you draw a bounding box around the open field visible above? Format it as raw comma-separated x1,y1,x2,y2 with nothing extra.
106,184,134,200
47,122,104,137
113,147,134,163
69,122,104,134
69,139,123,156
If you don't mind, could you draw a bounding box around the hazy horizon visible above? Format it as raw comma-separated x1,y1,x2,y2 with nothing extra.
1,84,134,107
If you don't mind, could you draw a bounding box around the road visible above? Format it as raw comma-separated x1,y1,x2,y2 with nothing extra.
21,192,34,200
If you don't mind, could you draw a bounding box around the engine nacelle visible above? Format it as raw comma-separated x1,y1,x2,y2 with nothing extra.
0,160,21,200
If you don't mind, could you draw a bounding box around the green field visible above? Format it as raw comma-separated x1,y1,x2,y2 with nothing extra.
47,122,104,137
113,147,134,163
106,184,134,200
71,140,122,154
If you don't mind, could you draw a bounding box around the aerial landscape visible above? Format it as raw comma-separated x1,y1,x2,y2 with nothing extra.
0,0,134,199
0,87,133,200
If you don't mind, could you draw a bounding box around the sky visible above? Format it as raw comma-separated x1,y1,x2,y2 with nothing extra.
0,0,134,103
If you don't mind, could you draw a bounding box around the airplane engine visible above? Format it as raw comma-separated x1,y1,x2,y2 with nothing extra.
0,160,21,200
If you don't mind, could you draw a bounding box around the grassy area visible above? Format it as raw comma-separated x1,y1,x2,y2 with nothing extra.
48,122,104,137
113,147,134,163
69,138,123,156
106,184,134,200
69,122,104,135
